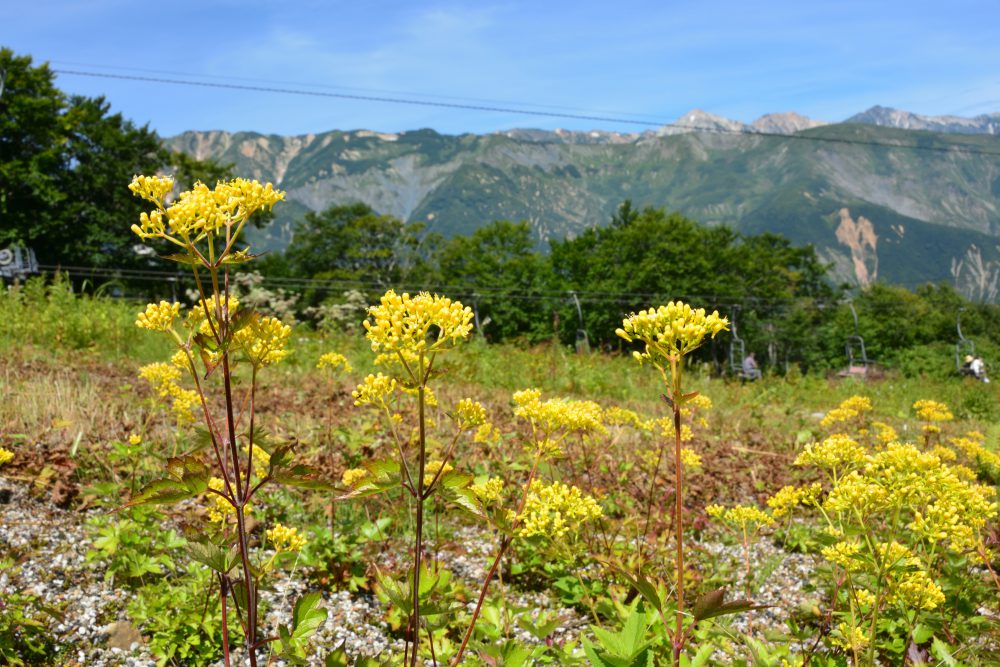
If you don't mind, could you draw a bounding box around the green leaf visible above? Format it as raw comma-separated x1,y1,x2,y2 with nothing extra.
930,638,963,667
186,541,238,574
160,252,199,265
324,642,349,667
693,588,769,623
911,624,934,644
292,592,327,641
613,567,663,615
273,464,335,490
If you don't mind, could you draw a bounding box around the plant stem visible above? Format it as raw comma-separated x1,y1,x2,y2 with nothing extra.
671,356,686,663
409,367,428,667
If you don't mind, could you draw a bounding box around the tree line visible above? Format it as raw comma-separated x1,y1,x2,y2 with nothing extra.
3,48,997,376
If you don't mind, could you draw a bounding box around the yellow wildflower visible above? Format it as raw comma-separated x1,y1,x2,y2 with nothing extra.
512,389,605,435
913,399,953,422
317,352,352,373
234,315,291,368
135,301,180,332
708,504,775,531
680,447,702,469
352,373,397,407
266,523,307,553
455,398,487,427
423,460,453,487
794,434,869,471
471,478,504,505
363,290,474,356
138,363,182,397
517,480,602,540
824,470,888,514
341,468,369,488
821,541,862,571
833,622,870,652
0,448,13,467
128,434,142,446
605,406,643,428
128,174,174,204
767,483,822,518
854,588,876,607
617,301,728,364
887,568,945,610
473,423,502,446
871,421,898,445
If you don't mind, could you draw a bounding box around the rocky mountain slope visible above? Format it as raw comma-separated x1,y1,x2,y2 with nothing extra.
165,108,1000,300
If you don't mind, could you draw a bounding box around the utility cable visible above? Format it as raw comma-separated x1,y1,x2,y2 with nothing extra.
53,69,1000,157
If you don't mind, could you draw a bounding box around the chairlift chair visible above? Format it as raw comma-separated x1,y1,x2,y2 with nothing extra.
728,306,747,377
569,291,590,354
955,309,976,375
840,302,872,378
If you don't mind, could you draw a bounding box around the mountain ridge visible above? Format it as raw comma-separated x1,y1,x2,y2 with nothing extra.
165,107,1000,301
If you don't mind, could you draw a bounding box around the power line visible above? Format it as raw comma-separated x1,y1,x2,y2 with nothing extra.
54,69,1000,157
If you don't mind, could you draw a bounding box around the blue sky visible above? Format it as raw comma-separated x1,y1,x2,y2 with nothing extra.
6,0,999,137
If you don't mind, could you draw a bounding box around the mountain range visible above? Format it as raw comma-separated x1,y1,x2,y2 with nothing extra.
165,106,1000,301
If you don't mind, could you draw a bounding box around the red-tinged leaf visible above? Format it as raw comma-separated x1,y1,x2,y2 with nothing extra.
693,588,770,622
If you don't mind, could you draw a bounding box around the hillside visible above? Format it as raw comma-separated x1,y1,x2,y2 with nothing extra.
166,119,1000,300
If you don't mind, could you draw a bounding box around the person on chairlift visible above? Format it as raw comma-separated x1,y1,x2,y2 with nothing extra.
742,351,762,380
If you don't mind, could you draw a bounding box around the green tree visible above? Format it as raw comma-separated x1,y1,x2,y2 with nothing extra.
0,49,167,271
282,202,425,305
437,220,551,341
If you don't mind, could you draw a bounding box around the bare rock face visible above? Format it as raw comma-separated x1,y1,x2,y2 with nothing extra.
846,106,1000,135
751,112,828,134
951,244,1000,302
835,208,879,286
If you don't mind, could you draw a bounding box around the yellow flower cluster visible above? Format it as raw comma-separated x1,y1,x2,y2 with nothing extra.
471,477,504,505
206,477,235,523
706,503,775,531
186,294,240,333
517,480,603,540
913,399,953,422
794,434,869,471
0,447,13,467
234,315,291,368
266,523,307,553
138,362,199,424
128,174,174,203
342,468,369,488
363,290,474,356
767,483,822,518
128,434,142,446
679,447,702,469
949,434,1000,471
657,418,694,442
130,176,284,241
823,471,888,514
455,398,487,427
833,622,870,652
473,423,502,446
871,421,898,445
136,301,181,332
352,373,397,407
248,444,270,471
616,301,729,361
317,352,352,373
605,406,643,428
820,541,862,571
422,460,453,487
887,568,945,610
512,389,606,436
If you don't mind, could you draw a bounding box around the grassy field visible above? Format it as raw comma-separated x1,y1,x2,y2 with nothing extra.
1,279,998,666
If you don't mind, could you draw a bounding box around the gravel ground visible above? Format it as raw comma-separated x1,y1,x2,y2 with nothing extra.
1,475,818,666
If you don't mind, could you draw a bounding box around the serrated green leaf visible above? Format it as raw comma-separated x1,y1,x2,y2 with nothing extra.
292,592,327,641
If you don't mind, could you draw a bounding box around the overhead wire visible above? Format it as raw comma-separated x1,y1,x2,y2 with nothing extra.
53,68,1000,157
